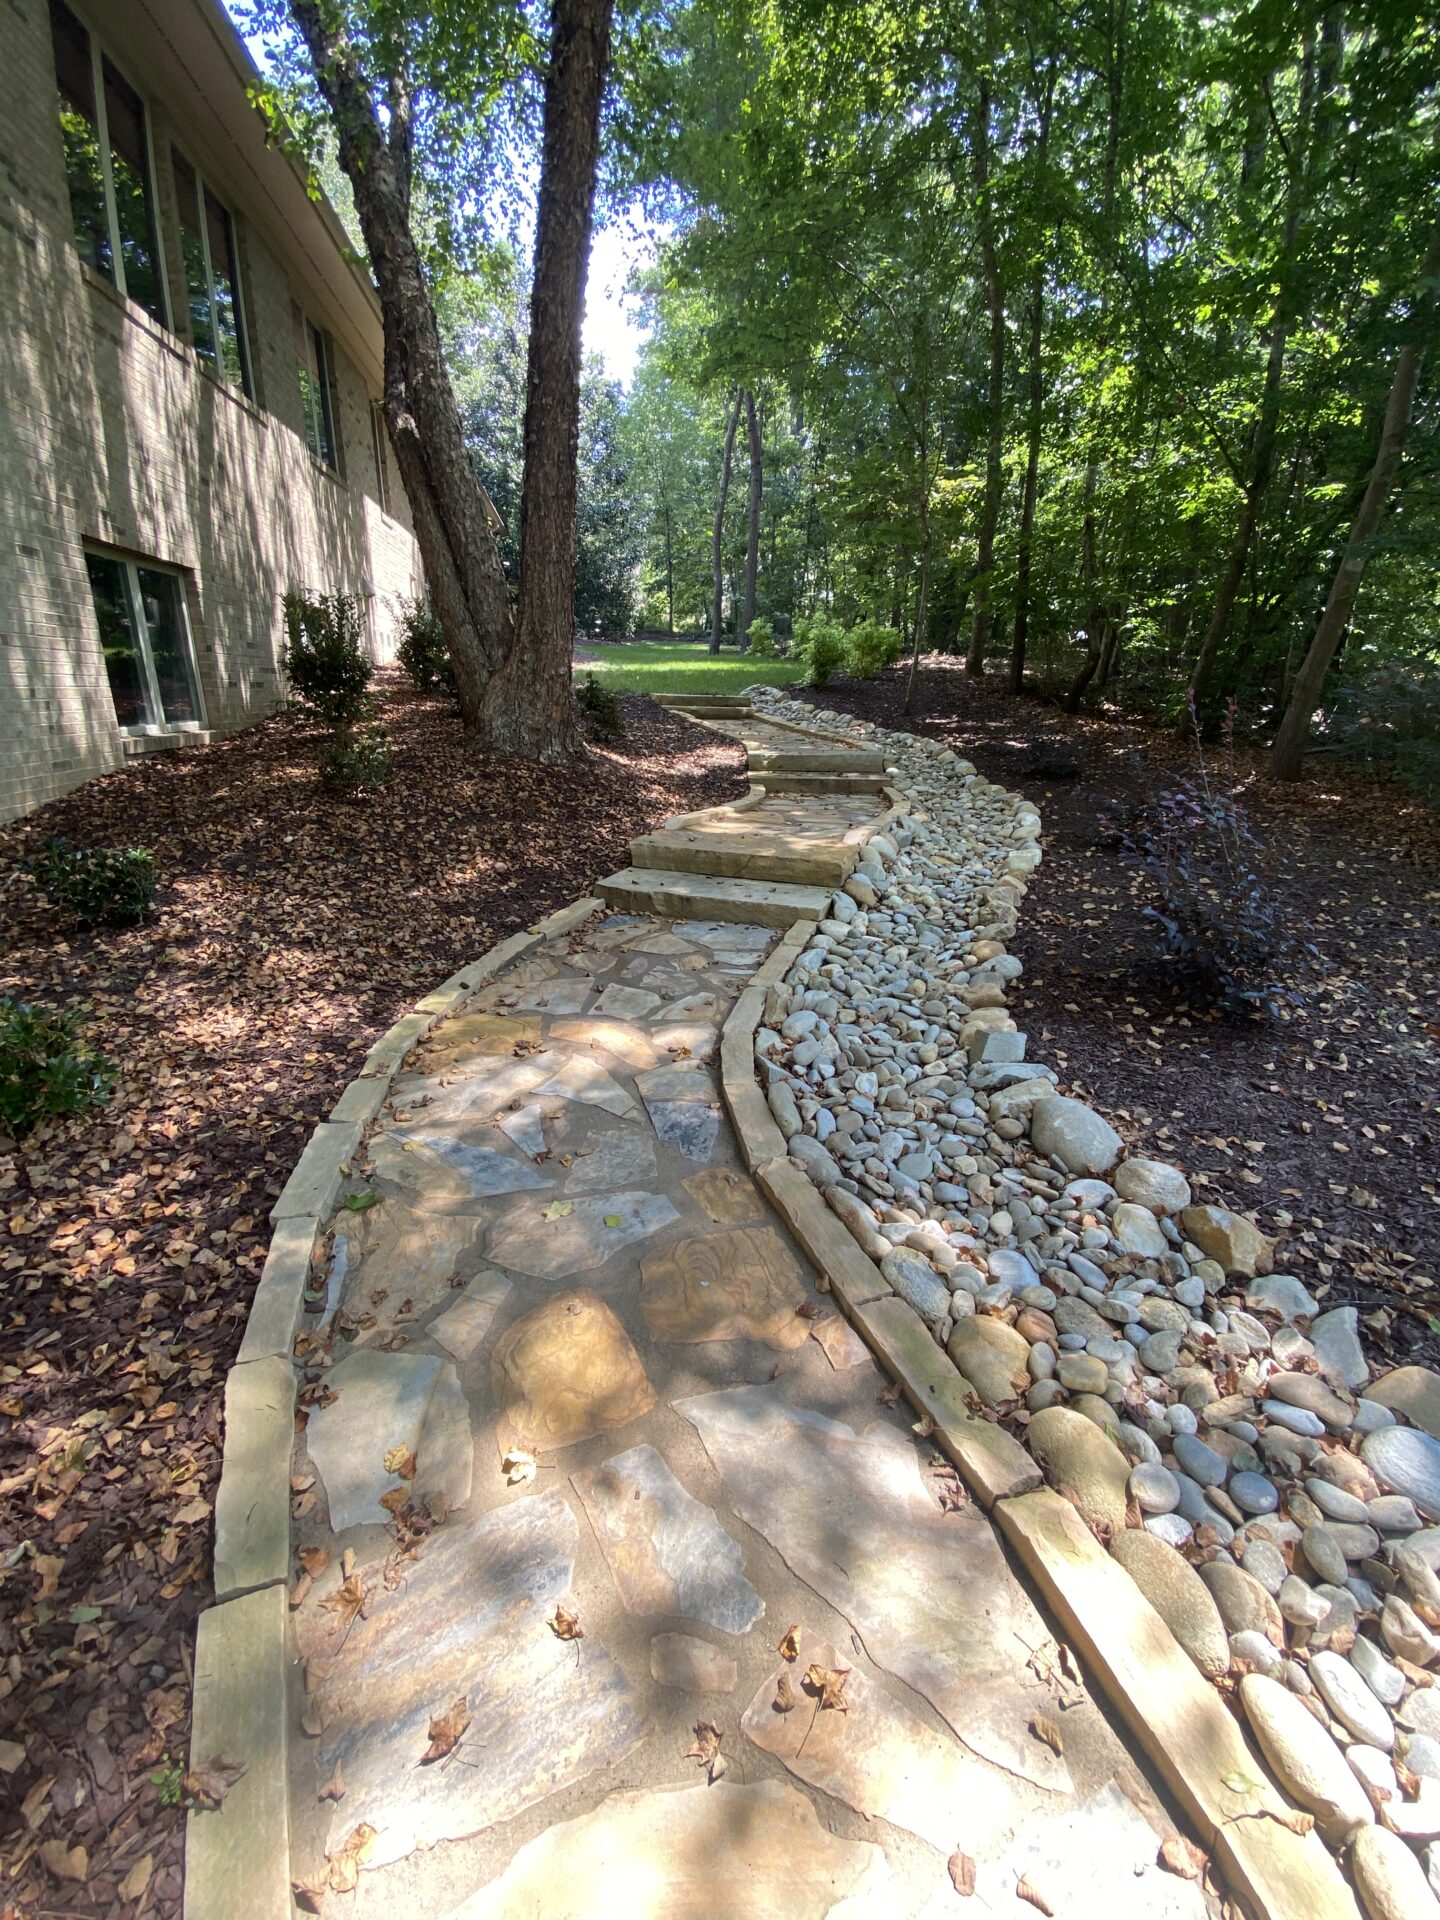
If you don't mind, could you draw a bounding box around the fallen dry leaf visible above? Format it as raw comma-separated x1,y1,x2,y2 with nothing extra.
804,1662,851,1712
947,1849,976,1897
118,1851,154,1901
778,1624,800,1662
774,1673,796,1714
40,1839,88,1884
422,1696,471,1765
1016,1872,1055,1915
184,1753,246,1808
319,1760,346,1802
549,1604,584,1641
502,1448,537,1486
685,1721,724,1779
326,1822,378,1894
321,1572,370,1638
1029,1714,1064,1757
1158,1833,1207,1880
383,1445,417,1480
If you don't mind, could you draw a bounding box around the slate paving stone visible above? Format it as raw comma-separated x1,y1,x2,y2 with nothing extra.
640,1228,813,1348
635,1062,719,1103
677,1383,1073,1793
741,1631,1021,1855
510,978,592,1014
491,1289,656,1454
426,1273,513,1360
648,992,723,1025
334,1203,483,1321
308,1490,650,1871
534,1054,637,1117
438,1781,899,1920
644,1099,722,1162
549,1018,659,1070
651,1021,719,1060
487,1189,679,1280
593,984,663,1020
307,1350,469,1532
983,1781,1206,1920
561,1121,660,1194
370,1131,553,1201
571,1442,764,1632
649,1631,739,1693
496,1102,548,1158
421,1013,541,1062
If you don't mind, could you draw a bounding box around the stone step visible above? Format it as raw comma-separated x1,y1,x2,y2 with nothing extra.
630,828,857,888
660,702,753,719
596,867,830,928
656,693,753,709
748,745,888,775
752,771,892,797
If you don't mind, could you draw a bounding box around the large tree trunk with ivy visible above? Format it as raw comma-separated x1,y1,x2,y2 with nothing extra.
288,2,511,732
481,0,613,757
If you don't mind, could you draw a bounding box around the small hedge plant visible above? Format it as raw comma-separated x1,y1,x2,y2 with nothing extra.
319,724,392,795
282,590,373,725
794,613,848,687
0,996,115,1138
577,673,625,743
744,617,776,660
845,617,904,679
396,598,457,698
24,838,156,926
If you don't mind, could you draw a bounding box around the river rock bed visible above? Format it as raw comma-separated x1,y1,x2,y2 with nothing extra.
746,684,1440,1907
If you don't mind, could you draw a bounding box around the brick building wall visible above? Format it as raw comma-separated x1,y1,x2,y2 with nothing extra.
0,0,425,822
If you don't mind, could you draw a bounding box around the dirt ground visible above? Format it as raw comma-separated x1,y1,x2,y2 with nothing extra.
804,659,1440,1373
0,681,746,1918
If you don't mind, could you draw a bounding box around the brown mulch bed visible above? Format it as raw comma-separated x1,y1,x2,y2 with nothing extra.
801,660,1440,1368
0,680,745,1918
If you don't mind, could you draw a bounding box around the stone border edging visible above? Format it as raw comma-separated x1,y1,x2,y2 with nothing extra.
713,713,1364,1920
185,895,603,1920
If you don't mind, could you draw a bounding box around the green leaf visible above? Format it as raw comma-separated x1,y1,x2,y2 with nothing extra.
69,1605,102,1624
603,1214,623,1228
343,1189,380,1212
543,1200,573,1221
1221,1771,1261,1796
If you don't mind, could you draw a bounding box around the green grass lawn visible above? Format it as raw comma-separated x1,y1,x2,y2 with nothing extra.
574,640,806,696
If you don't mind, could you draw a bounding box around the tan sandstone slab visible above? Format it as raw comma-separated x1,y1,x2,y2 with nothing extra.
677,1383,1071,1793
486,1188,679,1281
683,1168,766,1224
441,1781,898,1920
571,1442,763,1633
741,1631,1022,1856
305,1490,649,1873
640,1227,812,1349
423,1013,542,1063
811,1313,874,1371
491,1289,655,1456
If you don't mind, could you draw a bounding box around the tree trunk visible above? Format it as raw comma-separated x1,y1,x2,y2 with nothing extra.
1188,39,1319,717
287,2,511,730
1010,267,1044,695
662,497,675,633
710,390,741,653
967,66,1005,680
480,0,614,758
1270,219,1440,780
741,389,762,648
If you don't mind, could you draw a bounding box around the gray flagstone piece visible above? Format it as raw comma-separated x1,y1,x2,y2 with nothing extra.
645,1101,722,1162
373,1131,553,1199
487,1189,681,1280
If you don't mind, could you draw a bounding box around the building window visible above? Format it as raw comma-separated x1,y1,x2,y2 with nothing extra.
294,304,339,470
85,550,204,733
370,401,391,513
49,0,167,327
173,152,252,396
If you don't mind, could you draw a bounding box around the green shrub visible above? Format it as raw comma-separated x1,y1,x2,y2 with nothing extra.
282,590,372,724
319,724,392,794
577,673,626,742
0,996,116,1138
845,617,904,679
396,599,456,697
745,617,776,660
24,838,156,926
794,613,848,687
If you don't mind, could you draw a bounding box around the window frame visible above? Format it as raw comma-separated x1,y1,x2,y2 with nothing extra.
370,399,391,514
84,547,206,737
51,3,170,327
295,303,341,472
172,147,253,397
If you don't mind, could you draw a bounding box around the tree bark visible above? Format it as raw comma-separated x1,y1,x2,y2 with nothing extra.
741,389,762,648
903,487,933,716
967,65,1005,679
480,0,614,757
710,389,741,653
662,496,675,633
287,2,511,731
1010,267,1044,695
1270,219,1440,780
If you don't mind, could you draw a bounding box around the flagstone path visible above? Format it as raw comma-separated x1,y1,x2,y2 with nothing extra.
281,785,1217,1918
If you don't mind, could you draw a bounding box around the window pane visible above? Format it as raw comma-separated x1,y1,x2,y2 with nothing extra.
294,302,322,459
102,59,164,324
50,0,112,281
205,188,250,394
172,151,215,364
134,568,201,725
86,552,151,728
312,326,338,468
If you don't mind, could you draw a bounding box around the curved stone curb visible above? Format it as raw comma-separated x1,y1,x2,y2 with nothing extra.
713,696,1363,1920
184,895,602,1920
